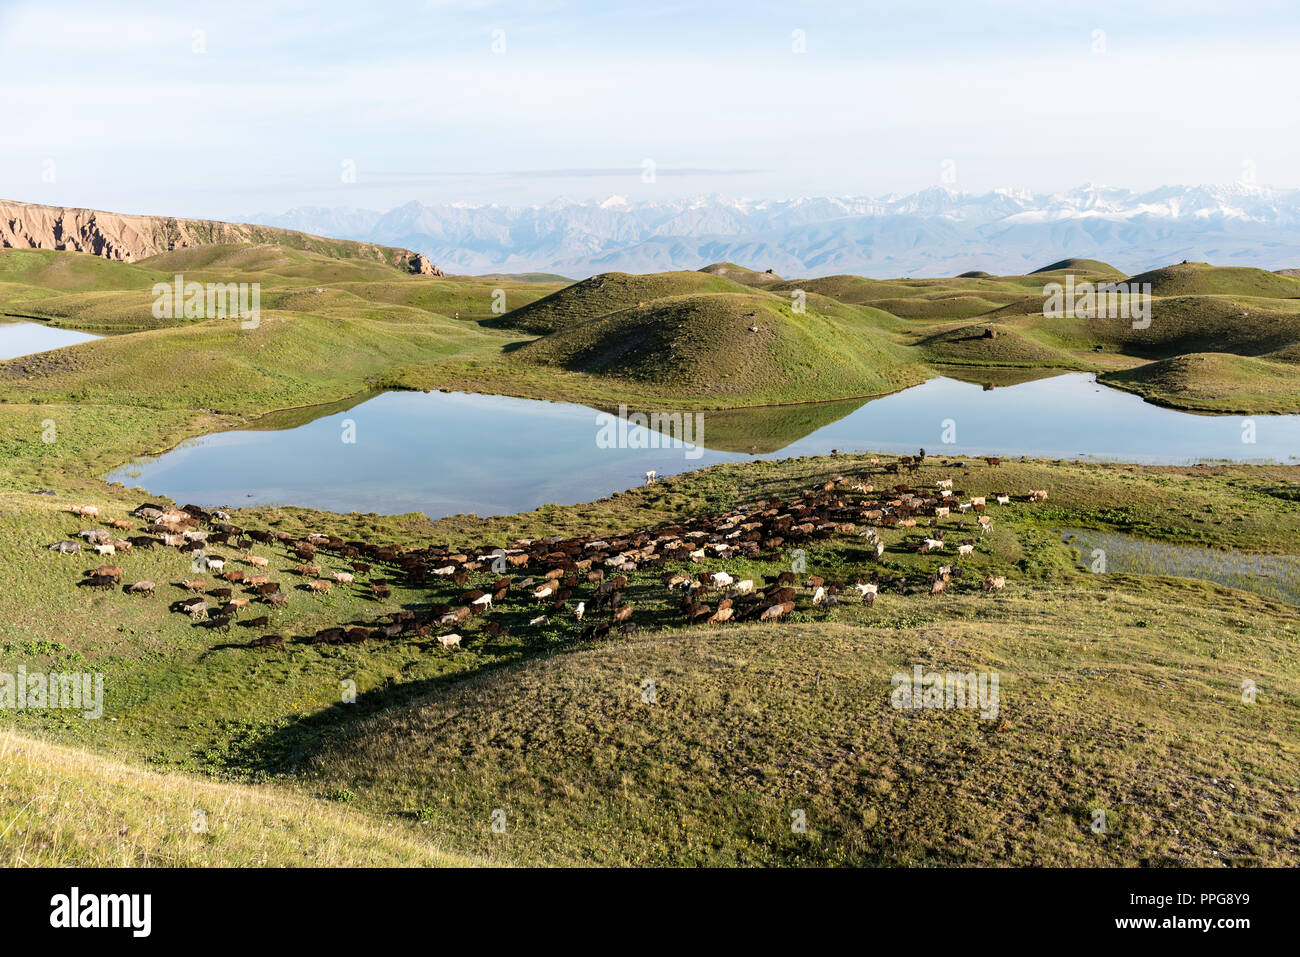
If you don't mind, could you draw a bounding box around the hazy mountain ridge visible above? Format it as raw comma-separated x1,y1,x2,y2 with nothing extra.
255,185,1300,278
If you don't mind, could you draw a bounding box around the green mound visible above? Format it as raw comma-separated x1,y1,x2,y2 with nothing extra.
497,271,753,335
958,270,994,279
763,274,926,305
1101,352,1300,413
1036,295,1300,359
918,323,1076,367
698,262,783,286
872,295,1002,320
515,292,921,402
0,248,161,294
1030,258,1123,277
1128,262,1300,298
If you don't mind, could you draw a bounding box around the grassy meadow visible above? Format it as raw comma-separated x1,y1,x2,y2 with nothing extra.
2,243,1300,867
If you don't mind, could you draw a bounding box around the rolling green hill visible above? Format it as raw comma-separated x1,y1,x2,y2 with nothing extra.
1128,262,1300,299
698,261,784,286
0,731,470,867
918,322,1082,367
1100,352,1300,413
495,271,754,335
1030,257,1124,277
514,291,924,402
302,577,1300,866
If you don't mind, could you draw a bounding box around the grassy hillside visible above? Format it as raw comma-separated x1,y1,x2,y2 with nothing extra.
3,452,1299,866
514,291,924,402
305,585,1300,866
698,262,784,286
1101,353,1300,414
494,271,755,335
1129,262,1300,299
11,245,1300,416
1030,257,1124,277
918,322,1083,367
0,731,468,866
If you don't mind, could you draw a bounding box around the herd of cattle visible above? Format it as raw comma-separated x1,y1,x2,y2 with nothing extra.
46,457,1044,651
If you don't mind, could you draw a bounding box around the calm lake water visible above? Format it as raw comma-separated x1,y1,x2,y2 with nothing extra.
104,372,1300,519
1060,528,1300,606
0,320,99,359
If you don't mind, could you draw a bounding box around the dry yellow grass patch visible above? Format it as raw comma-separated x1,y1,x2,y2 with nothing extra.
0,731,475,867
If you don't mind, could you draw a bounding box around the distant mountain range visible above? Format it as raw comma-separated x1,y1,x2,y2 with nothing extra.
253,185,1300,279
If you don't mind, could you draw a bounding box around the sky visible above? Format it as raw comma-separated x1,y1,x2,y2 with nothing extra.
1,0,1298,220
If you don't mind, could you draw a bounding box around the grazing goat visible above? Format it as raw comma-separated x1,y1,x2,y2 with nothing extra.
48,541,81,555
127,581,155,596
760,601,795,621
982,575,1006,591
71,505,100,519
437,633,463,648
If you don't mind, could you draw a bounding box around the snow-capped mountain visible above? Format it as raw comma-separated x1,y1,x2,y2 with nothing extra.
253,185,1300,278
